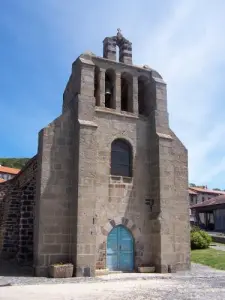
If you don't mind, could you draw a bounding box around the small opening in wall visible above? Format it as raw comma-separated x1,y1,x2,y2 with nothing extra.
121,77,128,111
105,93,111,108
105,69,115,109
116,45,119,62
121,72,133,112
94,66,100,106
138,76,148,116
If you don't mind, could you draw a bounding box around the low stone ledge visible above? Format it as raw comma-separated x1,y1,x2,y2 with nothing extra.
95,268,109,276
138,266,155,273
48,263,74,278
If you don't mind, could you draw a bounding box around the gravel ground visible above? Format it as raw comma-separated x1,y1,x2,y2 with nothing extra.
1,262,225,286
1,264,225,300
1,264,225,299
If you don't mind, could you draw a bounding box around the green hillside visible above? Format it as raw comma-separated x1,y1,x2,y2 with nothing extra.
0,158,30,169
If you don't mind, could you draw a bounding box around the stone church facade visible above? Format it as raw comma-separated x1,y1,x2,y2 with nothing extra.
0,31,190,277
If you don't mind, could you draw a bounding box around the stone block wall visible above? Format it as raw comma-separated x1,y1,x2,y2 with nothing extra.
17,175,37,263
1,187,22,257
73,121,98,277
0,180,12,228
34,99,77,276
93,110,152,270
147,75,190,272
0,180,14,252
169,129,190,270
0,156,37,265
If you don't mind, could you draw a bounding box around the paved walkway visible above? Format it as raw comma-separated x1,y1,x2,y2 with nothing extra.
210,244,225,251
1,264,225,299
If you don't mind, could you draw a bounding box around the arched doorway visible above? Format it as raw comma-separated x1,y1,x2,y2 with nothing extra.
106,225,134,271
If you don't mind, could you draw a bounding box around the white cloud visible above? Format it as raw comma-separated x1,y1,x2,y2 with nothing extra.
136,0,225,187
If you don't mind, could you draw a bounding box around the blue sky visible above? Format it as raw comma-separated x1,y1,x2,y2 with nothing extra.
1,0,225,189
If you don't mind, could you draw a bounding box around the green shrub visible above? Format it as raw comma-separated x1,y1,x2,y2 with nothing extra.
199,230,212,244
191,225,201,233
191,230,212,249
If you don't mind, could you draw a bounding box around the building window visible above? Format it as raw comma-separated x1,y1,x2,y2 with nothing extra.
111,139,132,177
202,196,205,202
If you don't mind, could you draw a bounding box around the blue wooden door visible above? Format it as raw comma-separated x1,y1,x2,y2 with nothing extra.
106,225,134,271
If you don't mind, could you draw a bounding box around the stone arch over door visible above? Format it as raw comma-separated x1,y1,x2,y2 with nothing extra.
101,217,141,240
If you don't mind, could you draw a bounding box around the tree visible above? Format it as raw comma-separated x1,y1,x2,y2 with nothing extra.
0,158,30,169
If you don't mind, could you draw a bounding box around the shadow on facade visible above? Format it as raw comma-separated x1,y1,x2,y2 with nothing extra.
0,257,33,277
0,157,37,276
33,98,79,276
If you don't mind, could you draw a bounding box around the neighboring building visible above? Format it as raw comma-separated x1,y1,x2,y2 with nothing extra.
0,30,190,277
189,189,198,206
189,186,225,206
0,165,20,181
191,195,225,231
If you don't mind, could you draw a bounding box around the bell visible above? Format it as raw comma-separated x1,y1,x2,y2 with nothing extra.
105,81,112,95
105,86,112,95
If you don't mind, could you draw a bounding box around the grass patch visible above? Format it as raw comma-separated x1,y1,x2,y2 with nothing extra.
191,248,225,270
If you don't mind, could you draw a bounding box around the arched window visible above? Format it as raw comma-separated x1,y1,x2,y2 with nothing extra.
111,139,132,177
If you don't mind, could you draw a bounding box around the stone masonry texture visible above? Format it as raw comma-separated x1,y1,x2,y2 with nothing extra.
0,31,190,277
0,156,37,264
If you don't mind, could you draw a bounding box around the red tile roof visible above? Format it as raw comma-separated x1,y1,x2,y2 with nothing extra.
189,189,198,195
0,165,20,175
189,187,225,195
191,194,225,208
